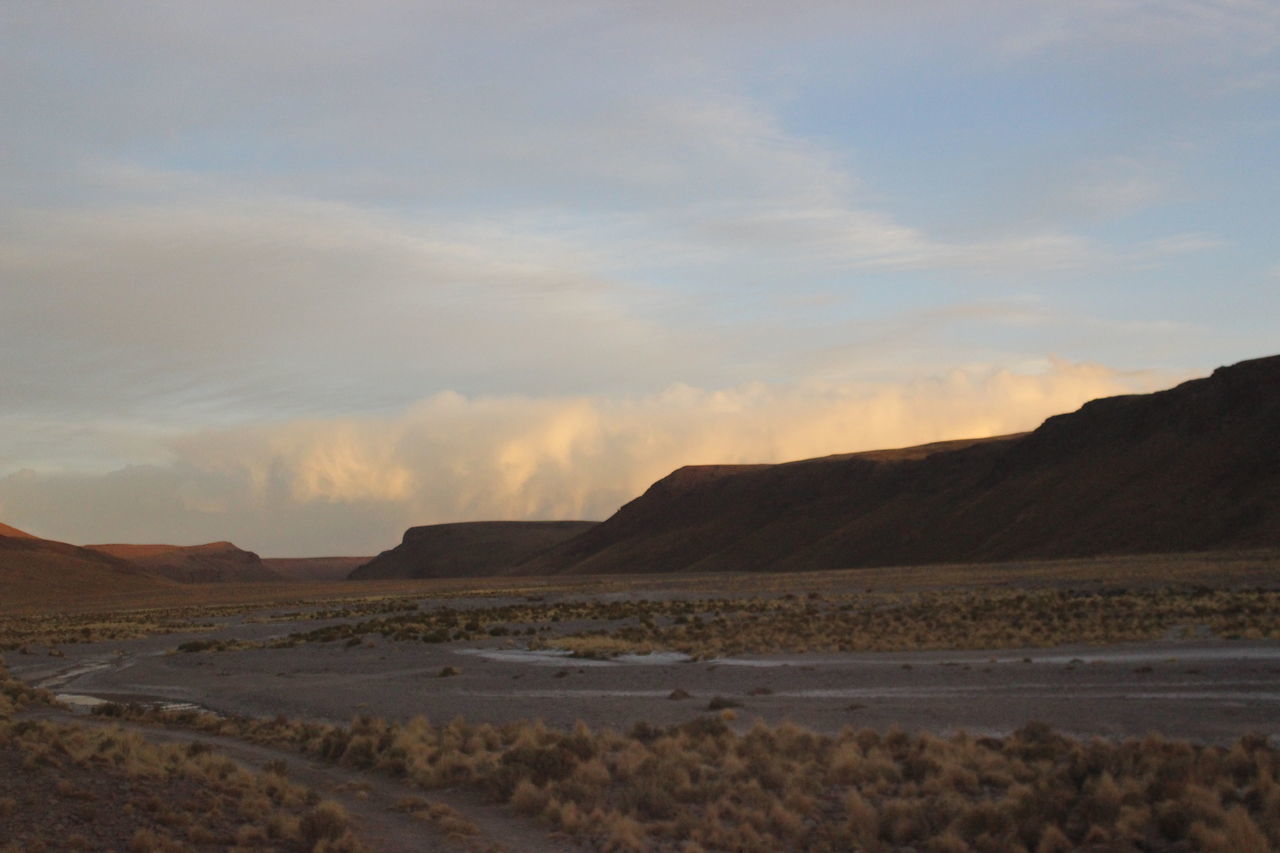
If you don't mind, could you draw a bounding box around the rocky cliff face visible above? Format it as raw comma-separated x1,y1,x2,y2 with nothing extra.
517,355,1280,575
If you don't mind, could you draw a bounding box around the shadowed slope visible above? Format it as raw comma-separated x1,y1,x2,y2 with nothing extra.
0,529,174,609
86,541,280,583
519,354,1280,575
350,521,598,579
262,556,372,581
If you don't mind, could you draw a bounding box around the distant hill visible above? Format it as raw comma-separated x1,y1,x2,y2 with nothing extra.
86,541,280,583
0,522,38,540
262,556,371,582
349,521,598,579
518,354,1280,575
1,527,173,610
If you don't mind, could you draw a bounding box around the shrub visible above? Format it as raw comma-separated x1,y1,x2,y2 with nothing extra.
300,801,350,845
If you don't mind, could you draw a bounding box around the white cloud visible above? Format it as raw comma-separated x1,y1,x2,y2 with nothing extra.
3,158,1195,437
0,194,677,419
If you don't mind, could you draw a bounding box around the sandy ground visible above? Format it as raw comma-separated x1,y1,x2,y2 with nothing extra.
8,598,1280,747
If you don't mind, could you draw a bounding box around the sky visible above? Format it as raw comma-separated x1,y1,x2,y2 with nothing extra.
1,1,1277,556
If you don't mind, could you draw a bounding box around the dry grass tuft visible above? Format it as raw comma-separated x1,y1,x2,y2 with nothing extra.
300,800,350,845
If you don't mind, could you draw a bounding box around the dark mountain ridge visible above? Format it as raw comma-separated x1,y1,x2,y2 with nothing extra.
349,520,598,579
517,355,1280,575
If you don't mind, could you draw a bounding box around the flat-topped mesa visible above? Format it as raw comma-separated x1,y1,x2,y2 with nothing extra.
515,353,1280,576
349,520,598,580
86,541,280,583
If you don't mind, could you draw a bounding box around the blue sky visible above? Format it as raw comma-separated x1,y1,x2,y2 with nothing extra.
1,2,1276,554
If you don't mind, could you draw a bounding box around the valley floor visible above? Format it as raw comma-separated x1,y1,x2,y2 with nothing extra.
4,551,1280,851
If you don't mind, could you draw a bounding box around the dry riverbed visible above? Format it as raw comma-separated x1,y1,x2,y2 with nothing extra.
8,593,1280,746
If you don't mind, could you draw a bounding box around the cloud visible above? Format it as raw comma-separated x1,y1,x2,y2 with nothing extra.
1060,159,1173,220
686,205,1096,274
995,0,1280,58
0,195,677,419
3,166,1194,440
1126,233,1224,264
0,360,1183,555
2,2,1254,439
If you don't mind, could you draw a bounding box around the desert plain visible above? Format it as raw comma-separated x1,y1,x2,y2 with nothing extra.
4,548,1280,852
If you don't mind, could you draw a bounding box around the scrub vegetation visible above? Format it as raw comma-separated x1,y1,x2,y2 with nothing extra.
0,720,365,853
1,657,366,853
0,656,57,719
6,549,1277,654
6,553,1279,850
91,702,1279,853
0,596,425,651
543,587,1280,659
167,586,1280,659
0,611,218,652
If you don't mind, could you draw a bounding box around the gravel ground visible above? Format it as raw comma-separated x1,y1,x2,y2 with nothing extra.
8,606,1280,745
